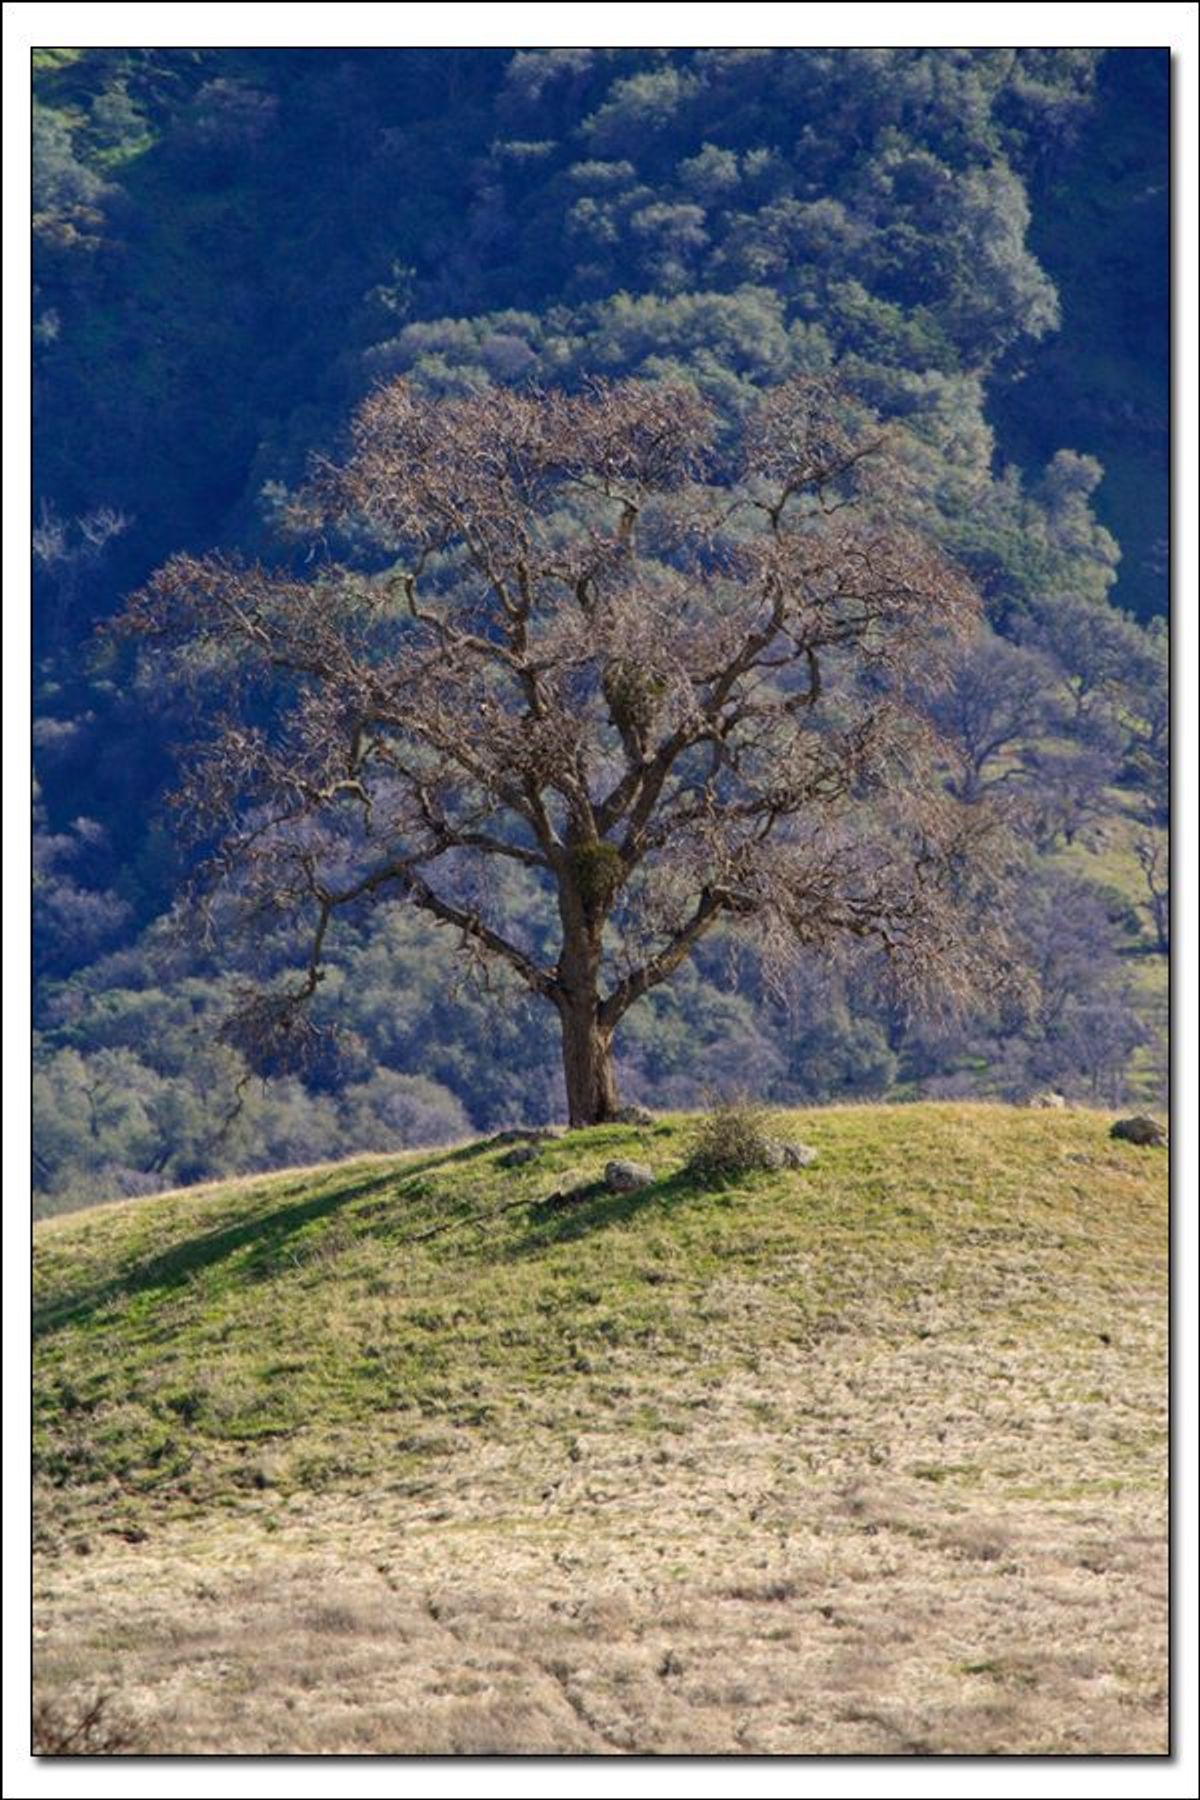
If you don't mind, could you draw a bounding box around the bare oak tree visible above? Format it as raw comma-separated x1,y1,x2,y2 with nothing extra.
120,377,1010,1125
929,632,1060,804
1133,834,1169,956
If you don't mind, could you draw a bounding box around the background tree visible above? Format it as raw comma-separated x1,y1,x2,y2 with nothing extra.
1123,615,1169,826
897,865,1147,1106
928,630,1060,803
1020,590,1153,743
1133,835,1169,956
1021,743,1117,851
120,376,1011,1126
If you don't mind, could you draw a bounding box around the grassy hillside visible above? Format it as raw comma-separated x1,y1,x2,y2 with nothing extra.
33,1104,1167,1754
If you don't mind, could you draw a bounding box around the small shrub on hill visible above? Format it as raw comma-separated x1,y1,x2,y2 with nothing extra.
686,1095,777,1184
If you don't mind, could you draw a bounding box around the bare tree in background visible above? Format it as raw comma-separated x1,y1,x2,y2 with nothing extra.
1134,835,1169,956
119,377,1013,1126
929,632,1060,804
33,500,131,645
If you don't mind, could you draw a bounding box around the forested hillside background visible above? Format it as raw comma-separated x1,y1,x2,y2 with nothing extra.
31,47,1169,1215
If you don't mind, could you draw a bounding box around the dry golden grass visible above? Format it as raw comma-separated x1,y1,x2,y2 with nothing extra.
32,1103,1168,1754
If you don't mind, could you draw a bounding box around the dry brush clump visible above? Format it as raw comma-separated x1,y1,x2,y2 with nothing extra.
32,1690,145,1756
685,1094,780,1183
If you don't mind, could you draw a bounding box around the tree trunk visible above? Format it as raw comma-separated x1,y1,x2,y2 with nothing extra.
559,995,619,1127
554,845,623,1126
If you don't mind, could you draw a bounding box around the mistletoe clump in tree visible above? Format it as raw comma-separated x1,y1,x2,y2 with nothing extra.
121,376,1012,1126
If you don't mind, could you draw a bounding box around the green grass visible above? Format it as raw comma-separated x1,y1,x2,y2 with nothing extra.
33,1103,1167,1545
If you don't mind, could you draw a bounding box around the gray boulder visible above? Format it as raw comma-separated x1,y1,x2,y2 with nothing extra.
1110,1115,1168,1148
498,1143,542,1168
1029,1091,1067,1109
611,1105,655,1127
763,1138,818,1170
604,1159,654,1193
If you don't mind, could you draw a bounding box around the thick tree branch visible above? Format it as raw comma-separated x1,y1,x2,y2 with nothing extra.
402,870,562,1002
599,887,727,1027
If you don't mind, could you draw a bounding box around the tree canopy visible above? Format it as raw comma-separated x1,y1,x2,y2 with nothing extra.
121,376,1013,1124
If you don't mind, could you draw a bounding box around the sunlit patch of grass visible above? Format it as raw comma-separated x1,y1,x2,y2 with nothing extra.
32,1104,1165,1533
